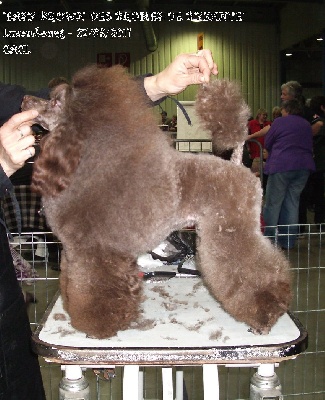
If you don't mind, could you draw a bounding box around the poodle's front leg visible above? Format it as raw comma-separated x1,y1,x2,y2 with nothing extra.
62,249,142,339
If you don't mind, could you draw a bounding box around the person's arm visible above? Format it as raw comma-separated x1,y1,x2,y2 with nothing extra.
0,110,38,178
264,124,277,151
247,125,271,140
144,49,218,102
311,120,324,136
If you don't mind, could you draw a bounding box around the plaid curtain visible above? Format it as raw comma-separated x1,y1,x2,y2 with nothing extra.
1,185,48,232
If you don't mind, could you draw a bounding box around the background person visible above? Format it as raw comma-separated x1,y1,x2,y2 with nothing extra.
263,99,315,249
247,108,271,173
299,95,325,233
280,80,313,122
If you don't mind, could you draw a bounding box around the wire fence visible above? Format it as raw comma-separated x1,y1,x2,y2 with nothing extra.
6,224,323,400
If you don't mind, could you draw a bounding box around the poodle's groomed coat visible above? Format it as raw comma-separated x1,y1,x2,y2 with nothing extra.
22,65,292,338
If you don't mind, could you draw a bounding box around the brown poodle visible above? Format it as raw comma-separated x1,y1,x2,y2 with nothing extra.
21,65,292,339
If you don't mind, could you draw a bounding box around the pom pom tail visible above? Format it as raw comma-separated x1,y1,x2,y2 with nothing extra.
195,79,251,155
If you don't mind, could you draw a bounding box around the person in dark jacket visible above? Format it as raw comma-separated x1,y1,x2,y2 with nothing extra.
310,97,325,226
0,110,46,400
299,95,325,232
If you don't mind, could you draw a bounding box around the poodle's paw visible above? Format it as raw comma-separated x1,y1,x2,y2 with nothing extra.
68,282,143,338
71,307,140,339
249,282,292,334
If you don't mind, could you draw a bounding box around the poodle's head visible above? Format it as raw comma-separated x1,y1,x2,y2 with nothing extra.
21,83,69,131
27,64,147,199
22,82,78,198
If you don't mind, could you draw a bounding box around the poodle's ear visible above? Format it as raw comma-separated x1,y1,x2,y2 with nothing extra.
50,83,69,111
32,121,80,197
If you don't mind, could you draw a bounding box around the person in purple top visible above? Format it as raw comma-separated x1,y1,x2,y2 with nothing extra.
263,99,315,249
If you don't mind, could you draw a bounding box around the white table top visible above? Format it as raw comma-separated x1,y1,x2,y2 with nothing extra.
33,270,307,365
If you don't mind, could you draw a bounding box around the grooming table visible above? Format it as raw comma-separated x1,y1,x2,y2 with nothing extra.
32,275,307,399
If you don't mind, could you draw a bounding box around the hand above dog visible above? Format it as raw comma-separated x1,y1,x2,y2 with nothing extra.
144,49,218,102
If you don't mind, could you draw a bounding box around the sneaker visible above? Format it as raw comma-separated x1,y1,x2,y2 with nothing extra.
150,240,183,262
137,253,164,268
181,254,196,270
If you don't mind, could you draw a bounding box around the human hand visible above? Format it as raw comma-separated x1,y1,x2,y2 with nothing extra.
144,49,218,102
0,110,39,177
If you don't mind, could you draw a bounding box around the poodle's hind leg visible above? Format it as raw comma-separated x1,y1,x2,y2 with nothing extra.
179,157,293,334
62,249,142,338
197,219,292,334
58,249,69,306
